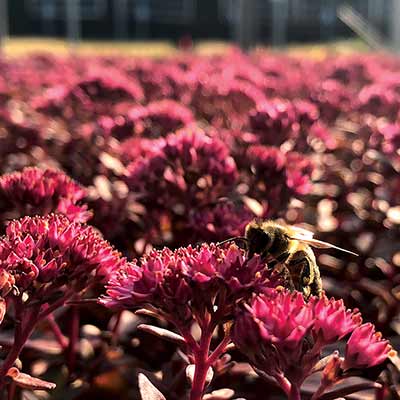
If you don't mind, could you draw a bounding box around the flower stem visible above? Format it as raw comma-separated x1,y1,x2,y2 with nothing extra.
189,323,213,400
46,313,68,350
38,290,74,320
207,330,231,366
0,306,40,389
289,385,301,400
274,374,292,397
189,351,210,400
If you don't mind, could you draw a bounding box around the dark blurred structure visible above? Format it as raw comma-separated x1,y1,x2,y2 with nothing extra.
5,0,393,43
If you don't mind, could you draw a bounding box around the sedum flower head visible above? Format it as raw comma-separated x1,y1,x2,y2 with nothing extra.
249,99,298,146
0,167,91,223
126,129,237,208
126,100,195,138
232,290,389,388
285,152,314,196
0,214,125,302
102,243,276,326
343,323,393,370
312,296,362,344
192,77,266,129
188,202,253,244
125,129,238,245
233,291,316,384
245,145,313,216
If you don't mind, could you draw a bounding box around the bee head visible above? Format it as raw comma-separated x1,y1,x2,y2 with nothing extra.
245,221,274,257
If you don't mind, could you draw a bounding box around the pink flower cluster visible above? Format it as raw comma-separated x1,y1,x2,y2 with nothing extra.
244,145,313,215
125,129,239,246
0,213,126,390
0,214,124,298
233,290,393,398
0,167,91,224
125,100,195,138
102,243,276,326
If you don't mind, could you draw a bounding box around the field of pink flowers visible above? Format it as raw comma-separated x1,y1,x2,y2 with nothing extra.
0,48,399,399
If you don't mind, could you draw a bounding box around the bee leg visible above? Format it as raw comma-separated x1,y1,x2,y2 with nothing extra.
266,252,295,291
301,258,314,299
287,254,314,300
266,251,290,267
276,263,295,292
309,264,323,298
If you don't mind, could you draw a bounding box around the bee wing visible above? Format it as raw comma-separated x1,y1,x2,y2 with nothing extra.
290,235,359,256
289,225,315,239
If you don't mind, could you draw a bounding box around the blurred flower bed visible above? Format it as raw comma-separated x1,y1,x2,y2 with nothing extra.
0,48,398,399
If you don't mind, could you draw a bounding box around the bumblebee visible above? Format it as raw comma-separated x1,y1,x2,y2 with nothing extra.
221,220,358,299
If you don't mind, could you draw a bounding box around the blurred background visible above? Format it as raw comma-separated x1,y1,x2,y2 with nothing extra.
0,0,399,52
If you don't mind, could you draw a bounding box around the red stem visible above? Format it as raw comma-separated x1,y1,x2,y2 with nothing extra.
207,331,231,366
189,348,211,399
46,313,68,350
0,306,40,390
189,322,214,400
38,290,75,321
274,374,292,397
176,323,200,356
289,385,301,400
0,291,74,392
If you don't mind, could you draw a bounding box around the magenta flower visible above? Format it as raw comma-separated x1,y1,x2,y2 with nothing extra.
249,99,298,146
191,77,266,129
0,167,91,223
0,214,126,389
309,79,352,123
367,121,400,162
285,152,314,196
34,68,144,120
77,69,144,104
0,214,125,297
343,323,393,370
245,145,313,216
0,113,45,174
102,243,278,400
247,144,286,174
125,129,238,246
97,100,194,141
188,202,253,243
102,243,274,323
126,129,237,207
232,290,389,399
307,121,337,151
233,291,317,390
131,59,195,102
126,100,195,138
358,84,399,120
248,98,335,153
312,297,362,344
